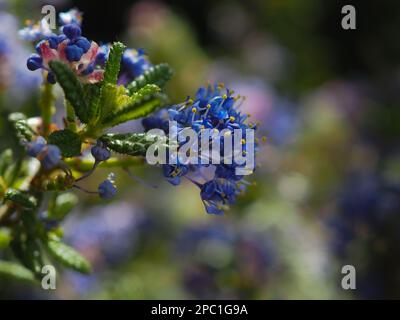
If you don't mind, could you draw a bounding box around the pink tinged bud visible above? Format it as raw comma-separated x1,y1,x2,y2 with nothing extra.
85,70,104,83
39,41,59,65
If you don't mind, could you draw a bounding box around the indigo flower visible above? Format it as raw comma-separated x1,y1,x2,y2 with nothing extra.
26,136,61,170
91,141,111,162
27,23,103,84
98,174,117,199
199,179,241,215
142,84,257,214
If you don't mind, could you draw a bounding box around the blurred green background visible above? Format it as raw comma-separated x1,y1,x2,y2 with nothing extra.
1,0,400,299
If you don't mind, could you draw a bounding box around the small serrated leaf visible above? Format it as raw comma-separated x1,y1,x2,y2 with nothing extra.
49,61,89,123
97,83,131,122
127,63,173,94
45,238,91,274
0,260,36,283
104,42,126,85
4,188,38,209
99,132,162,157
48,129,81,157
101,93,165,128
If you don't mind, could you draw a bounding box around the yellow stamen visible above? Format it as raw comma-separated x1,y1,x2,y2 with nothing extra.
229,116,235,122
191,107,197,113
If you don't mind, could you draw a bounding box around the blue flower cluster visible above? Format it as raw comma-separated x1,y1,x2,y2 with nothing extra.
27,22,102,84
26,136,61,170
142,84,257,215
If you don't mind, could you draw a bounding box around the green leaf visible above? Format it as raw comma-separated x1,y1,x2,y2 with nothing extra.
48,192,78,220
11,229,43,277
127,63,173,95
103,42,126,85
49,61,89,123
83,83,101,121
48,129,81,157
97,83,130,122
45,237,91,274
15,120,35,141
100,132,163,157
0,260,36,283
0,149,13,176
101,93,166,128
3,159,22,187
4,188,38,209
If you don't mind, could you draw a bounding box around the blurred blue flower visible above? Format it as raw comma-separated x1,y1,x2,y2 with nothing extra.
26,136,61,170
0,11,40,101
327,172,400,298
91,141,111,162
59,8,83,26
98,174,117,199
175,223,276,298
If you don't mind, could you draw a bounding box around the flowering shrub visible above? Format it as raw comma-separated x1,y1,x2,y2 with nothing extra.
0,8,258,282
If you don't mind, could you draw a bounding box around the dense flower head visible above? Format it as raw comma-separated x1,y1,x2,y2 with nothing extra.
96,45,152,85
26,136,61,170
142,84,257,215
26,23,103,84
